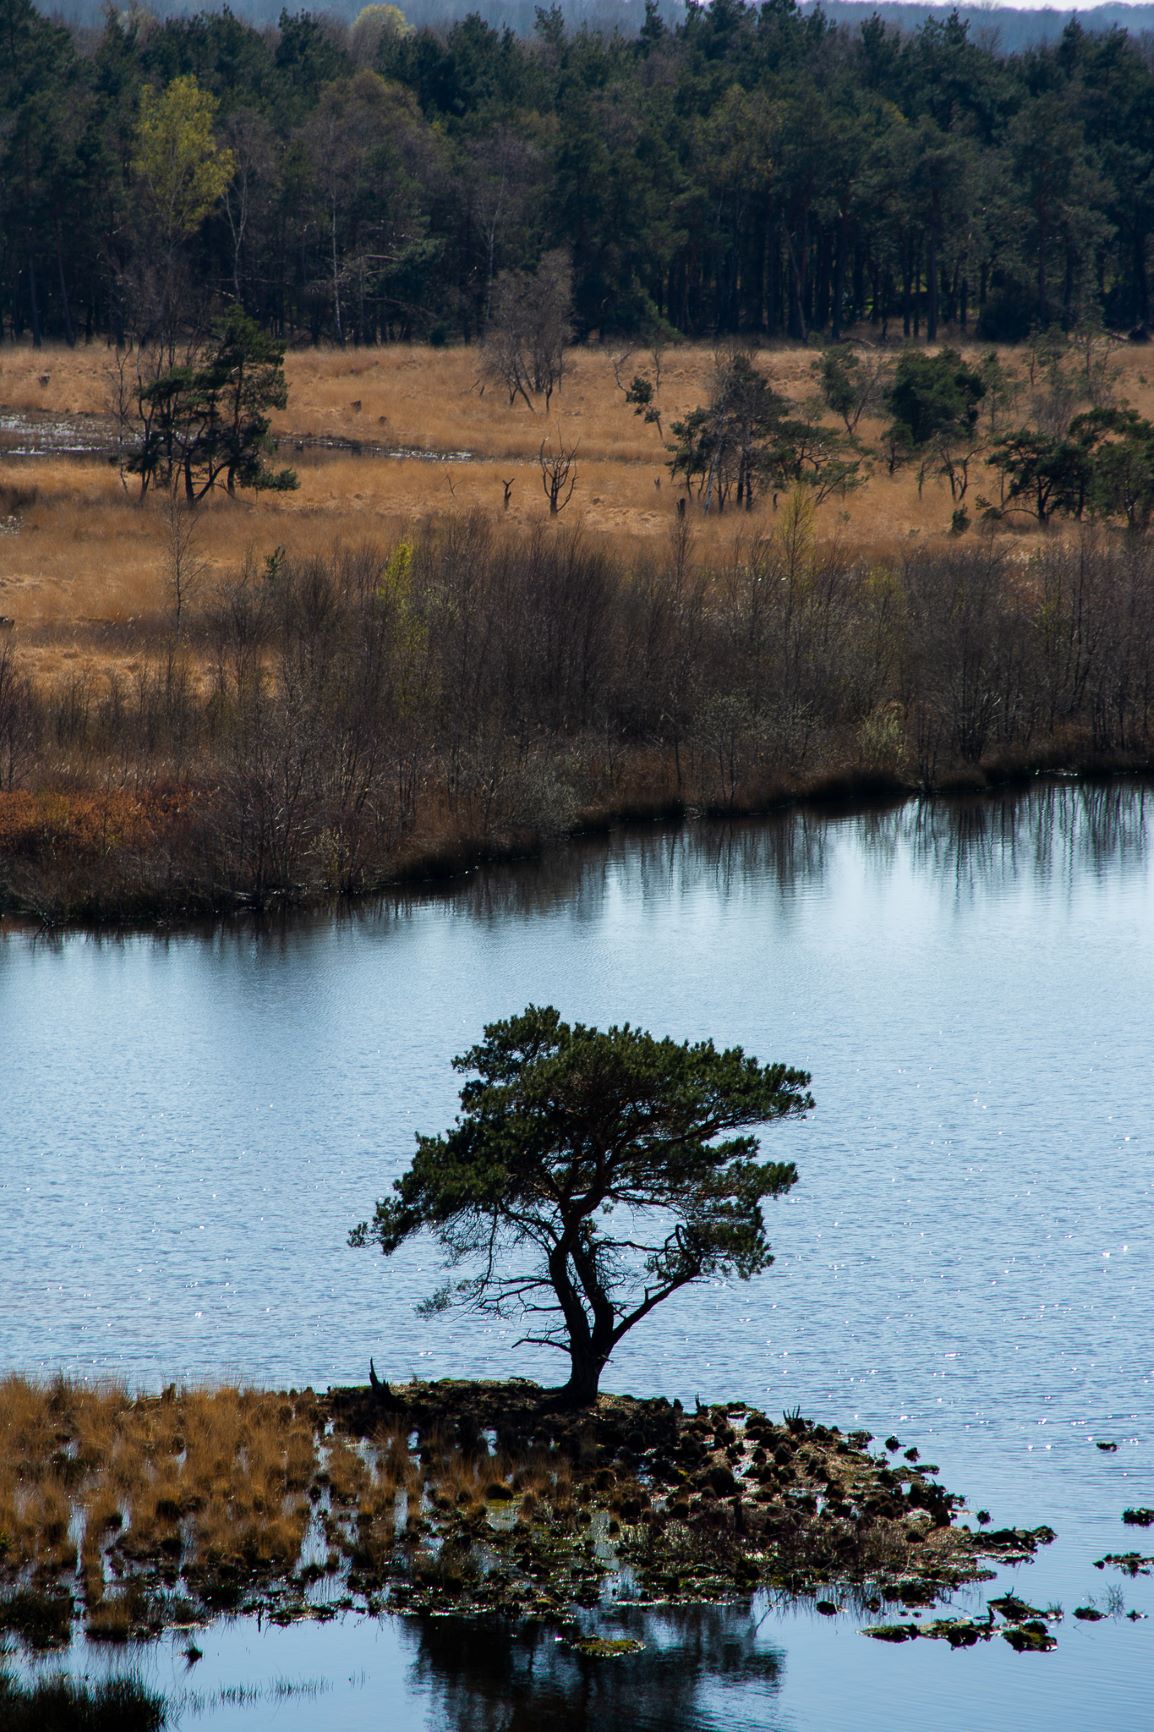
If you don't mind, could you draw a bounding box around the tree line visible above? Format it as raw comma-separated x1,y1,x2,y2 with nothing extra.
9,0,1154,348
2,516,1152,918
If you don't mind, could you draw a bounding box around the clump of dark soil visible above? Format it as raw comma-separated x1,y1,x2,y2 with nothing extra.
319,1379,1044,1619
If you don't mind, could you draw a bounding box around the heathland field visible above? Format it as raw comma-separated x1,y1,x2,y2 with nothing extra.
7,337,1154,664
3,337,1154,922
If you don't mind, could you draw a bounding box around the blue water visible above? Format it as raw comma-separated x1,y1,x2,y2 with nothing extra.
3,783,1153,1728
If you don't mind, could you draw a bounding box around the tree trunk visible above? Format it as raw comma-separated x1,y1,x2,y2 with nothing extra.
556,1344,607,1406
786,216,808,342
1134,228,1149,329
55,223,75,347
26,244,42,349
331,199,344,346
831,218,847,341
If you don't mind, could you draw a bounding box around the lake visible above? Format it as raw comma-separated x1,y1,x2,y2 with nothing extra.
3,782,1152,1729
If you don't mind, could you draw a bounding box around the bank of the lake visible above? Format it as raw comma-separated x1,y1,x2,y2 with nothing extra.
4,517,1154,925
4,756,1154,932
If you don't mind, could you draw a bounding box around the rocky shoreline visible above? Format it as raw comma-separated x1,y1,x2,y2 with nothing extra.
320,1380,1050,1626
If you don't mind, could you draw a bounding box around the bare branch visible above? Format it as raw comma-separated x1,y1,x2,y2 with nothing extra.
538,437,578,516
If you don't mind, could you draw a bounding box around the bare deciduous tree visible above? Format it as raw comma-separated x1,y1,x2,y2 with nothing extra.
483,250,573,411
613,345,666,437
539,436,578,514
163,490,209,635
812,343,891,434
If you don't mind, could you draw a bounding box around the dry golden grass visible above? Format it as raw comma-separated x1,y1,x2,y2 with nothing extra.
0,1375,573,1634
0,1377,327,1598
0,346,116,417
5,334,1154,669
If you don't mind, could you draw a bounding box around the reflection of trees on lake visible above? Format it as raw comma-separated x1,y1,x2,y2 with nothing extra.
404,1603,784,1732
386,783,1148,926
387,809,836,926
904,783,1149,900
688,813,833,903
7,784,1145,963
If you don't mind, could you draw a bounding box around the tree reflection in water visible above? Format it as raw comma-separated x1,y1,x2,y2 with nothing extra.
404,1602,785,1732
384,781,1150,925
13,781,1145,957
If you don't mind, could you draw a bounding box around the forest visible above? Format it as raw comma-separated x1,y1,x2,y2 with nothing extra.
8,0,1154,348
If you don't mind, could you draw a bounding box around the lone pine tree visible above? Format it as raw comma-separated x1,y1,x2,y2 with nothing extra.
351,1005,811,1405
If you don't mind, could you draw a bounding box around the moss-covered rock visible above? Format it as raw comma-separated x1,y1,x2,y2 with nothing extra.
566,1636,645,1658
1003,1621,1057,1653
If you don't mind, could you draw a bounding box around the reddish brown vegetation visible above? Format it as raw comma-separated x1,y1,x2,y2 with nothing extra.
1,514,1152,922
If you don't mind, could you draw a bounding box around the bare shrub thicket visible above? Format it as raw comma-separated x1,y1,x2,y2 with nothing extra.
0,631,38,792
2,524,1153,918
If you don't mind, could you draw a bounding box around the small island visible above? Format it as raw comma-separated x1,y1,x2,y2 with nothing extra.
0,1372,1054,1655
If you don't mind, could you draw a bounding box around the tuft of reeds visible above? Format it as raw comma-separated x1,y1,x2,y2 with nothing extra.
0,1670,165,1731
0,1379,335,1634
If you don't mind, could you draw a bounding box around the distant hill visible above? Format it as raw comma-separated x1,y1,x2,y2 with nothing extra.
810,3,1154,51
44,0,669,28
39,0,1154,42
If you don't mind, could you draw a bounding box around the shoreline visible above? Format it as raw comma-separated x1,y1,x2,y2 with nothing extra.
2,756,1150,933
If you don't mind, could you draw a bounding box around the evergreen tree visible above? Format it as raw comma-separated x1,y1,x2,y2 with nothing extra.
351,1005,810,1405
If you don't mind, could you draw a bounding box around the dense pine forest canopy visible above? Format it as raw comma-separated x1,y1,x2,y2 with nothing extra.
7,0,1154,346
